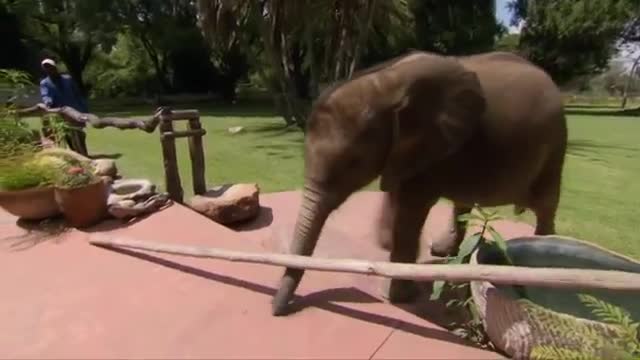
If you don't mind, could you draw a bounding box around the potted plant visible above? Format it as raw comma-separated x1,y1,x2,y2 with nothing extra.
0,153,62,220
0,69,62,220
53,160,109,228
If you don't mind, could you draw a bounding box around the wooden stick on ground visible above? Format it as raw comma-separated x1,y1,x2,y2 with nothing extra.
88,235,640,292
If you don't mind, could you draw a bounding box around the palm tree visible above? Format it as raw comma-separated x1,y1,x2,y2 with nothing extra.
196,0,407,129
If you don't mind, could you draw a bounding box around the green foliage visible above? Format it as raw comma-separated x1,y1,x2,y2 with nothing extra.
579,294,639,344
430,205,513,301
88,0,220,94
0,69,52,191
0,69,39,157
443,282,496,350
494,33,521,53
54,164,97,189
84,33,158,98
8,0,117,90
0,156,58,191
409,0,506,55
529,295,640,359
509,0,637,84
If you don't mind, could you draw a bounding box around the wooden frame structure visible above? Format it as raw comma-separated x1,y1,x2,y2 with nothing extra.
157,108,207,203
15,104,208,203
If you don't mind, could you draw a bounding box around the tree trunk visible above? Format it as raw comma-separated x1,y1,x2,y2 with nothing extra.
621,54,640,109
348,0,378,78
255,0,308,129
139,34,172,93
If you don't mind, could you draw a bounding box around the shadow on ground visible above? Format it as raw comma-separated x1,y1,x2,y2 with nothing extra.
89,153,123,160
565,104,625,109
568,139,639,153
231,206,274,232
94,244,487,350
567,139,639,167
564,106,640,117
1,216,71,251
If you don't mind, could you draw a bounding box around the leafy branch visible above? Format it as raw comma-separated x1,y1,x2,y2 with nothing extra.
530,294,640,359
430,204,513,301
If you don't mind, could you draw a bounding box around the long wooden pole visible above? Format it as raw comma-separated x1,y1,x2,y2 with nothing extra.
89,235,640,292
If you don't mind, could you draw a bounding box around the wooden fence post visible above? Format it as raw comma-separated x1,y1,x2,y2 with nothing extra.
187,114,207,195
159,109,184,203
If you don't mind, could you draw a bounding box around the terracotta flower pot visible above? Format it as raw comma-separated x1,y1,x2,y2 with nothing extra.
0,186,61,220
54,180,109,228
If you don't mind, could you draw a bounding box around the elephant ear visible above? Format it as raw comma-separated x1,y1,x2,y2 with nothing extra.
379,67,486,191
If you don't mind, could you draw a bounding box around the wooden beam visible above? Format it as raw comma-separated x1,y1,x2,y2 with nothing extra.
159,116,183,203
165,110,200,121
160,129,207,140
89,235,640,292
187,118,207,195
16,104,163,133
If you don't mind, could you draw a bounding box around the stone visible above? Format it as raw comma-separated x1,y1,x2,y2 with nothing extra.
227,126,244,134
108,179,155,205
187,183,260,225
100,176,114,185
92,159,118,177
116,200,137,208
107,193,171,220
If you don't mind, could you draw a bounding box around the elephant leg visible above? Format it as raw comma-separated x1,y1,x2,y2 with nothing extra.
376,192,395,251
529,151,564,235
430,204,472,257
380,190,435,303
531,192,559,235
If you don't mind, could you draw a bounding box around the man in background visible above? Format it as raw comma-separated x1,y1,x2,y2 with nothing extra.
39,58,89,156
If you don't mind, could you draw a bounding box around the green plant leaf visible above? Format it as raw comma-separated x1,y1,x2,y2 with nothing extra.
430,280,445,301
457,212,484,223
457,233,483,260
578,294,638,331
487,226,510,258
446,299,462,308
475,206,494,219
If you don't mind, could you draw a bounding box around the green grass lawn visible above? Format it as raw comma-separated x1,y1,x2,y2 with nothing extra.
39,101,640,260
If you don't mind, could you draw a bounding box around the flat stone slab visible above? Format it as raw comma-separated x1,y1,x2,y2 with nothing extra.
0,191,531,359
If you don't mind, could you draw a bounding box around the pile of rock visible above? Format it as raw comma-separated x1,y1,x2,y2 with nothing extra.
187,183,261,225
38,148,171,221
92,159,118,183
107,179,171,220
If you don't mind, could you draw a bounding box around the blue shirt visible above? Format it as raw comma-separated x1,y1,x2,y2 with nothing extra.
39,74,88,113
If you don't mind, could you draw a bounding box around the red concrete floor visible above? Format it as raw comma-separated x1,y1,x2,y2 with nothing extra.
0,191,533,359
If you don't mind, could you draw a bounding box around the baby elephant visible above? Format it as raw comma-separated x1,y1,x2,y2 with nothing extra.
271,50,567,316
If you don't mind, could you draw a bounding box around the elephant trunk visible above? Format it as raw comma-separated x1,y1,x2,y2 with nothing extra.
271,183,334,316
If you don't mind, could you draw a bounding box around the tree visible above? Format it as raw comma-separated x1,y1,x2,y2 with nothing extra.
619,12,640,108
197,0,398,129
409,0,506,55
7,0,118,94
508,0,637,84
494,33,521,53
100,0,197,93
0,1,33,72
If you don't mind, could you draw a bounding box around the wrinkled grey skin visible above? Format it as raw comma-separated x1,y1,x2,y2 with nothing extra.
271,50,567,316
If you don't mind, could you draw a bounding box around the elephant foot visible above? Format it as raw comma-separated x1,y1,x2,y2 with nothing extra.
380,279,420,303
430,232,460,257
430,244,459,258
430,204,470,257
